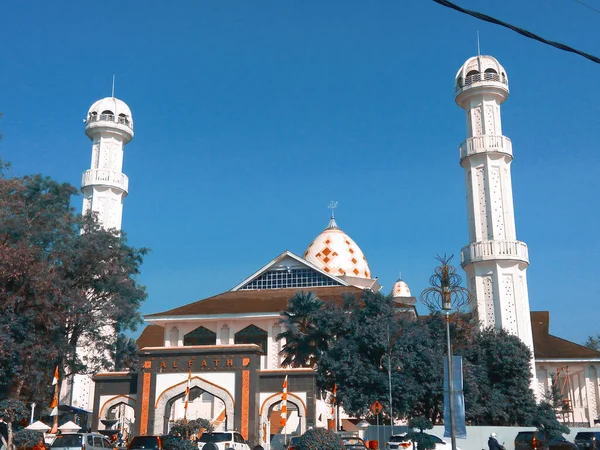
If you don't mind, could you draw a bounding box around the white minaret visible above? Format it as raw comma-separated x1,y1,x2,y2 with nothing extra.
65,97,134,413
81,97,133,231
455,56,535,357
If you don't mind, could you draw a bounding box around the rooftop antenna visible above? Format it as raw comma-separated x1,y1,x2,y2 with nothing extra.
328,200,338,219
477,31,481,56
399,271,403,281
111,74,115,98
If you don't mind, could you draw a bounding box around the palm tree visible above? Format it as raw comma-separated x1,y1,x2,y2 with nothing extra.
277,291,324,368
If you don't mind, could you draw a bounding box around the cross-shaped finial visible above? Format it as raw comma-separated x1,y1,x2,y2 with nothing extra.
328,201,338,219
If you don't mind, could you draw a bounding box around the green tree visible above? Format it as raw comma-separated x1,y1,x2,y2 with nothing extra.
0,173,147,400
295,428,343,450
461,327,537,425
406,416,436,450
0,399,29,450
277,291,325,367
168,418,213,437
533,401,570,440
584,334,600,351
112,334,140,371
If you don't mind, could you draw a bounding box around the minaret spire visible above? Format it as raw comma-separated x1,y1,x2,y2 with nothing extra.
454,55,535,373
326,201,339,229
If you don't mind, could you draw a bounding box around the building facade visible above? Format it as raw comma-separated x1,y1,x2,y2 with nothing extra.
83,55,600,450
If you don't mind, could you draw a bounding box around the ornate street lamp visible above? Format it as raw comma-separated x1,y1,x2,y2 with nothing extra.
420,255,471,450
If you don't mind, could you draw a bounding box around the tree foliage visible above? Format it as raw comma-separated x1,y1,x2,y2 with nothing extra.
279,289,538,426
584,334,600,352
405,417,436,450
0,173,147,400
0,399,29,450
295,428,343,450
168,418,213,437
533,401,570,439
277,291,326,368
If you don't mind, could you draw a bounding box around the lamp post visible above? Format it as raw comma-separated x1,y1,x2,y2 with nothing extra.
30,403,36,424
380,328,395,436
420,255,471,450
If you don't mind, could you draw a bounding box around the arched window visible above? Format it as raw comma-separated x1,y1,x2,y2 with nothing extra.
235,325,267,352
169,326,179,347
184,326,216,346
100,110,115,121
465,70,481,86
118,113,129,125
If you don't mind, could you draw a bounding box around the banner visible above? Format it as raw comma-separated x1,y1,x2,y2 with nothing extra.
443,356,466,439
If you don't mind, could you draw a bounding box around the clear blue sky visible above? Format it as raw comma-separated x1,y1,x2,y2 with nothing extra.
1,1,599,345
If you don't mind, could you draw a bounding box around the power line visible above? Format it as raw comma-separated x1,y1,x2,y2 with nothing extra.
571,0,600,15
432,0,600,65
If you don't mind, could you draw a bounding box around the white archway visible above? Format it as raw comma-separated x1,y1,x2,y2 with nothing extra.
259,393,307,448
98,395,137,430
153,376,235,435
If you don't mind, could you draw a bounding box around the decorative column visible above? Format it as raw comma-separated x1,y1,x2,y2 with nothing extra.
454,56,535,361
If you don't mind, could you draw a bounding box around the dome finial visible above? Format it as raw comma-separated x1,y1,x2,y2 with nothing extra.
327,200,339,229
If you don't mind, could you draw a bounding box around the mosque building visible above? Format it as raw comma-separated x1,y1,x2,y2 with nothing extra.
67,54,600,447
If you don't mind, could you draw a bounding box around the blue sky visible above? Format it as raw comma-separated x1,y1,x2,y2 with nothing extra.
1,1,599,345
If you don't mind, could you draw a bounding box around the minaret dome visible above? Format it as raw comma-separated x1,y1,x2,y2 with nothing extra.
86,97,134,143
455,55,509,108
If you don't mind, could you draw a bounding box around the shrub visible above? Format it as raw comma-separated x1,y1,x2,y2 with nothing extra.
296,428,344,450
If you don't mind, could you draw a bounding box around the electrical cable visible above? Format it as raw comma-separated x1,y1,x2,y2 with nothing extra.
571,0,600,15
432,0,600,65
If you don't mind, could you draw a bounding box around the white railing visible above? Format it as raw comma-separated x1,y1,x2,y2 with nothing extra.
461,239,529,265
459,135,513,160
81,169,129,192
458,72,508,88
86,114,132,129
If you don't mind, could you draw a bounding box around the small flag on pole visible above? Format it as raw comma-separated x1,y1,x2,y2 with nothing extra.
50,366,59,416
184,370,191,421
280,376,288,427
52,366,59,386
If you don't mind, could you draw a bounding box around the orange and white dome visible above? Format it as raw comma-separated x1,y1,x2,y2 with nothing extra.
391,279,411,298
303,217,371,279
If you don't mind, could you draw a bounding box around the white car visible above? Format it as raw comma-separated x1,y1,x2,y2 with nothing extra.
386,433,460,450
197,431,250,450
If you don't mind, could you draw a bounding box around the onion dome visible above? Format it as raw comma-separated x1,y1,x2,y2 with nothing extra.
303,216,371,279
391,278,411,298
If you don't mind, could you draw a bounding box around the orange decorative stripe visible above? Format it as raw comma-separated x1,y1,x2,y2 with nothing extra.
140,372,151,436
241,370,250,440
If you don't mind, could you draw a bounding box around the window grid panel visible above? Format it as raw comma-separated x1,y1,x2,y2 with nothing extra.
240,268,342,290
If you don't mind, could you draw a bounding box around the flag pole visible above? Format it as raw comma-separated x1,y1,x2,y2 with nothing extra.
50,366,59,434
281,376,288,447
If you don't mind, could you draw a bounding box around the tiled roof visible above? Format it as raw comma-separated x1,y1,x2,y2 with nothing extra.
136,324,164,349
531,311,600,359
145,285,363,318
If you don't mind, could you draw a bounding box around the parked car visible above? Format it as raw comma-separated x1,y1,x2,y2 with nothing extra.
197,432,250,450
128,436,163,450
340,436,367,449
51,433,115,450
385,433,459,450
515,431,578,450
575,432,600,450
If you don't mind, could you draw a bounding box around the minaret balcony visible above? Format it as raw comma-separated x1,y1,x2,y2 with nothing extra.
81,169,129,193
461,239,529,266
460,135,513,161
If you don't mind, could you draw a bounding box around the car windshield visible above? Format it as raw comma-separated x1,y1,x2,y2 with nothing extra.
198,433,232,443
389,435,409,443
52,435,83,448
130,437,160,448
576,434,596,440
517,433,535,442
